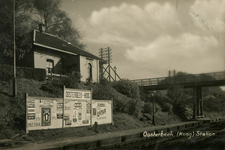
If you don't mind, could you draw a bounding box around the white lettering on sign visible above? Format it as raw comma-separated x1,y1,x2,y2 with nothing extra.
65,90,91,100
28,122,40,127
66,92,82,98
74,103,82,108
40,100,53,107
28,108,35,112
98,103,105,107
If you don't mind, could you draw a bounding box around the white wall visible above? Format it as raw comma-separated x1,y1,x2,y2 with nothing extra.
80,56,99,83
34,48,100,83
34,51,61,74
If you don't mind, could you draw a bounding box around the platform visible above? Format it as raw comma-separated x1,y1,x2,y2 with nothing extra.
2,118,221,150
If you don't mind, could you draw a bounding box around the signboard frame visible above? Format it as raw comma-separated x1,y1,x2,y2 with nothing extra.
25,87,113,133
63,87,92,128
91,99,113,125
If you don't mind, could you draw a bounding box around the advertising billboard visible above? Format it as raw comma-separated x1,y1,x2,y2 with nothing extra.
92,100,113,125
26,94,63,132
25,87,113,133
63,88,92,127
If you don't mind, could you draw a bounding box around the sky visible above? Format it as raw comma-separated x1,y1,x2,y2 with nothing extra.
61,0,225,80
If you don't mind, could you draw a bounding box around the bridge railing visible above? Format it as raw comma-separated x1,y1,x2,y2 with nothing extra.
132,71,225,86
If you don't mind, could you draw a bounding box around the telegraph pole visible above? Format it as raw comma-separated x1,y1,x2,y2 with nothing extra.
99,47,112,82
108,47,111,82
13,0,17,97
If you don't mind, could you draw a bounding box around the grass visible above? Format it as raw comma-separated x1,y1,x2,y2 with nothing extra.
0,77,223,148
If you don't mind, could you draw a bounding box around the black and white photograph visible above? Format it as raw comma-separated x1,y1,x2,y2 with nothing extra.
0,0,225,149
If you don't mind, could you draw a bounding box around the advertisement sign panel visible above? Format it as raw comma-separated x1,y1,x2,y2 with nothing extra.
28,113,35,120
40,100,53,107
26,96,63,132
57,102,63,119
27,99,35,108
25,87,113,133
92,100,113,125
42,108,51,126
63,88,92,127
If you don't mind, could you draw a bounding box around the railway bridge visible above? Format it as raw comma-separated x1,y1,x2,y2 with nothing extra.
132,71,225,119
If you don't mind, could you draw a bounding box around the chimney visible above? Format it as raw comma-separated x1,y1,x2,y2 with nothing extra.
169,70,171,77
39,24,45,33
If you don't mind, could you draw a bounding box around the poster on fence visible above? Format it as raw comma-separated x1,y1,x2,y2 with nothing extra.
26,94,63,132
91,100,113,125
26,87,113,133
63,88,92,127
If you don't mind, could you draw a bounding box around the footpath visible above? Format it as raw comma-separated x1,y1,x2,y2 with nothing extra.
2,119,216,150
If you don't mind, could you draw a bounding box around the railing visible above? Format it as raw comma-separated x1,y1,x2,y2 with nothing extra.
132,71,225,86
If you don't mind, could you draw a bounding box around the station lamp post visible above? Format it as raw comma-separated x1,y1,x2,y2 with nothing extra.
113,66,117,81
150,91,156,125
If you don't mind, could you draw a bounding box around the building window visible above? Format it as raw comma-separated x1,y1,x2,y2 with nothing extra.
87,63,92,79
46,59,54,74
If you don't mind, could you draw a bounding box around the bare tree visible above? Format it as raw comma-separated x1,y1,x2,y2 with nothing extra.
32,0,85,49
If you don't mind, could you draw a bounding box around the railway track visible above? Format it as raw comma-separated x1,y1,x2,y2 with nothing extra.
93,120,225,149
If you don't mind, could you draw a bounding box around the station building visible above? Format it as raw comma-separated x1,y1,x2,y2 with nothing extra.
18,25,105,83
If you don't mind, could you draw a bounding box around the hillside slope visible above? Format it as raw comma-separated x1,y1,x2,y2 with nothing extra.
0,77,223,148
0,78,182,140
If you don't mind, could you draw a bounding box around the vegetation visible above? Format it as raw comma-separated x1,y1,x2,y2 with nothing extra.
91,78,142,118
151,72,225,120
112,79,140,99
0,70,224,143
0,64,46,81
142,102,161,114
32,0,85,49
0,0,85,65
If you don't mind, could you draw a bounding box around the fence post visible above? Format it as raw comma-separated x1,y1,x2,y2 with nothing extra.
62,85,65,128
25,93,29,134
90,88,93,127
111,98,114,125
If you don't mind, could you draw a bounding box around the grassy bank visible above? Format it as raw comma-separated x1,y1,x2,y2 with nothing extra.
0,76,224,148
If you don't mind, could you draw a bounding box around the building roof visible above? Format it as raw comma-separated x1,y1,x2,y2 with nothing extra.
33,30,101,60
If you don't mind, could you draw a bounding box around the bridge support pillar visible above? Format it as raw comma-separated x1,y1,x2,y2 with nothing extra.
193,87,203,119
197,87,202,116
198,88,203,116
193,87,196,119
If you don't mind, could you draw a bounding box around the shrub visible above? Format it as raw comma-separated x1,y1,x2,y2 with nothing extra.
19,67,46,81
92,83,142,118
126,99,142,118
160,102,173,112
41,80,63,96
142,102,161,114
0,64,46,81
173,103,188,120
99,76,110,86
112,79,140,99
203,96,223,112
41,72,82,96
62,72,82,88
0,64,14,80
0,94,26,137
